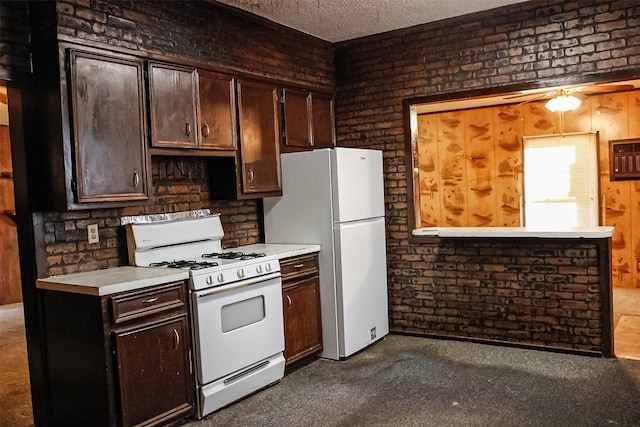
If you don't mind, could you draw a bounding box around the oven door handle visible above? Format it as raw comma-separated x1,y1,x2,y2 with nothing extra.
195,272,282,298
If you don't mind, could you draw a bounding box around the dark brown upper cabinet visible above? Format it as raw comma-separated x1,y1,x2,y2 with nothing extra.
310,93,336,149
148,62,199,149
198,70,237,151
69,50,150,205
282,88,312,150
281,89,335,152
236,79,282,196
148,63,237,153
29,41,151,211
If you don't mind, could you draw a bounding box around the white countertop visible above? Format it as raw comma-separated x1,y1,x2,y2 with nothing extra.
36,266,190,296
236,243,321,259
412,226,615,239
36,244,320,296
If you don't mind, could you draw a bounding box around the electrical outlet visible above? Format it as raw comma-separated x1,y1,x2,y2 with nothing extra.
87,224,99,244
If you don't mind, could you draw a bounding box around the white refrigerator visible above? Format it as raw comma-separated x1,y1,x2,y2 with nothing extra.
263,147,389,360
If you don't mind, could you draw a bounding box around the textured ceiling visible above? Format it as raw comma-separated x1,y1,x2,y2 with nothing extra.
213,0,532,42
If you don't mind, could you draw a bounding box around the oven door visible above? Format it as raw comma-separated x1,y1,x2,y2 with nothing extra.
192,274,284,386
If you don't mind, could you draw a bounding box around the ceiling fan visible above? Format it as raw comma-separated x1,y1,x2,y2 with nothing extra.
505,83,635,112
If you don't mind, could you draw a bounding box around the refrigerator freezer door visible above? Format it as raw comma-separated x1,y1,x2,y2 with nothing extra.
334,216,389,357
331,148,385,223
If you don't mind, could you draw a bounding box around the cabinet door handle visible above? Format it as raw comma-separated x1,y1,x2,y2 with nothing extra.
247,168,254,184
173,329,180,348
185,122,191,137
132,170,139,189
202,123,210,138
294,264,304,269
286,295,292,307
142,297,158,304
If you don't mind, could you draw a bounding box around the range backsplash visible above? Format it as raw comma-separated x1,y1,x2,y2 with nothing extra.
41,156,261,277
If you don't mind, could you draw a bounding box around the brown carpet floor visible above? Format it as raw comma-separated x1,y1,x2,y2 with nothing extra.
0,303,33,427
182,334,640,427
3,290,640,427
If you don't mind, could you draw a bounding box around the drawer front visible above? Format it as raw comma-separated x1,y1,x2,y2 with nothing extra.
111,281,187,324
280,254,319,282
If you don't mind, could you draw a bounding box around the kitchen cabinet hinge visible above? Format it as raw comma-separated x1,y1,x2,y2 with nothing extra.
71,180,77,192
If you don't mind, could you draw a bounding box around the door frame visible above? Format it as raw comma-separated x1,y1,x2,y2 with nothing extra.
5,76,50,425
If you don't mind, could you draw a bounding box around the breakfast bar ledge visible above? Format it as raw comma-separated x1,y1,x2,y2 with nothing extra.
413,226,615,239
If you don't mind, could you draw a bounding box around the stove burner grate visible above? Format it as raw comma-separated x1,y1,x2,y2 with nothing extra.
149,260,219,270
202,251,267,260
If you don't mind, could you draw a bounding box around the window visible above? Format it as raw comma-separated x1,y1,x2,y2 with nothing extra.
523,132,599,227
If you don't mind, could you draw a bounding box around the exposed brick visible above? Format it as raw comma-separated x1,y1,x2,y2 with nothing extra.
5,0,630,356
56,2,75,15
75,6,107,23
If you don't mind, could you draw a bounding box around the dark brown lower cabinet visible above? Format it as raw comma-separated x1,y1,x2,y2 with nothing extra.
113,314,193,426
281,254,323,365
41,281,195,426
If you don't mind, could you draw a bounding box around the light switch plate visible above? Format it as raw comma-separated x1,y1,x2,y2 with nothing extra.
54,222,66,242
87,224,99,244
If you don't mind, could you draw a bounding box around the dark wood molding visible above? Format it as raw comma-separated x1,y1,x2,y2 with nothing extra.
402,99,419,236
390,331,604,358
404,69,640,111
6,78,50,424
149,147,237,158
599,238,614,358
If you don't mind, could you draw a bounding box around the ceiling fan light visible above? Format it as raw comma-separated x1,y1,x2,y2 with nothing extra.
545,94,581,112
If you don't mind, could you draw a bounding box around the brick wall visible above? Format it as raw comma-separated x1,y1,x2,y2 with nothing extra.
333,0,636,353
43,157,262,276
390,238,608,352
28,0,333,276
6,0,629,351
53,0,333,89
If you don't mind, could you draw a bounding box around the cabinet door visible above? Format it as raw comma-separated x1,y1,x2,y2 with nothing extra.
282,277,323,365
237,79,282,194
311,94,335,148
198,70,237,150
69,50,149,203
114,314,194,427
282,88,312,150
148,62,198,148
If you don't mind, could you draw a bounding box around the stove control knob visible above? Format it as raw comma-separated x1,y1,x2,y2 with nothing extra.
265,263,272,272
217,273,224,283
257,265,263,274
206,276,213,285
237,269,245,279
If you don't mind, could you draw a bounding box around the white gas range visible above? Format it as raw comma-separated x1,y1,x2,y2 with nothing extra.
124,212,285,418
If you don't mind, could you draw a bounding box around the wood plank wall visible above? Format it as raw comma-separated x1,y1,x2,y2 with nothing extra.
0,125,22,304
416,90,640,288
